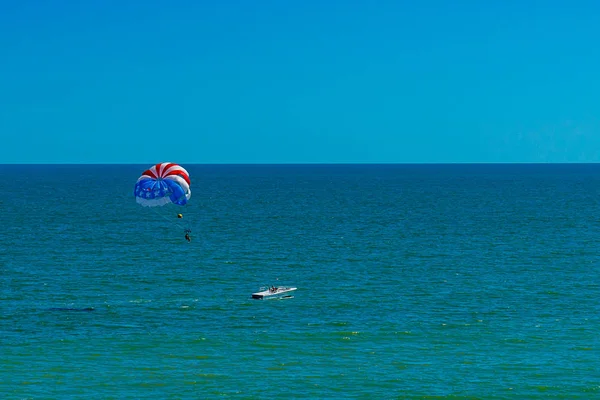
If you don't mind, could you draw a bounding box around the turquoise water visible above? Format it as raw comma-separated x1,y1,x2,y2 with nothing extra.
1,164,600,399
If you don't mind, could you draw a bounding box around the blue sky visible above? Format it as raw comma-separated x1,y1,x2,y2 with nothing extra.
1,0,599,163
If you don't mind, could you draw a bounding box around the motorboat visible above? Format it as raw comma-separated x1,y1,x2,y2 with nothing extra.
252,286,297,300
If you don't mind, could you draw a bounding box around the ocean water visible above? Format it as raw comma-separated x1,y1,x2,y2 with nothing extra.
1,164,600,399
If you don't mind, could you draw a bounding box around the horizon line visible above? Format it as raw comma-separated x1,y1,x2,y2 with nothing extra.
2,162,600,166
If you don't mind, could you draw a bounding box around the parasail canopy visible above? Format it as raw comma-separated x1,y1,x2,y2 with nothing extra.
134,162,191,207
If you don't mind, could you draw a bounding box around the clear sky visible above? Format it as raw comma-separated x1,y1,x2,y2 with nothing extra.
1,0,599,163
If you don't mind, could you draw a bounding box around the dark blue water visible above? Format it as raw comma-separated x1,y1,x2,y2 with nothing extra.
1,164,600,398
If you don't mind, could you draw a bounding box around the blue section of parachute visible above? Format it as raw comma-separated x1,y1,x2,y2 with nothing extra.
165,179,187,205
134,178,189,206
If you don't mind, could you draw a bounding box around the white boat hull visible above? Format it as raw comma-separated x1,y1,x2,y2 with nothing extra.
252,286,297,300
